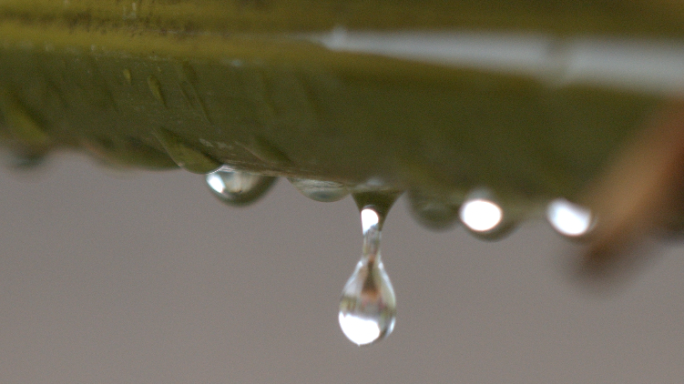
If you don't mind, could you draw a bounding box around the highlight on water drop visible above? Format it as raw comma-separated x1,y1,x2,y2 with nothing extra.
457,189,518,240
205,166,277,206
546,198,594,237
459,196,503,232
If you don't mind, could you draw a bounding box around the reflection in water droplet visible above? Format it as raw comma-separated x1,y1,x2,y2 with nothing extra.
547,198,593,237
206,166,277,206
459,198,503,232
339,197,398,346
288,178,349,202
407,190,460,230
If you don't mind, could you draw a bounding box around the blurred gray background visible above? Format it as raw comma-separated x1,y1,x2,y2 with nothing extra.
1,153,683,384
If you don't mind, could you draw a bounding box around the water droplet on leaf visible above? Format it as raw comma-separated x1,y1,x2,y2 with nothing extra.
339,192,400,346
206,166,277,206
459,189,516,240
288,178,348,202
547,198,593,237
460,198,503,232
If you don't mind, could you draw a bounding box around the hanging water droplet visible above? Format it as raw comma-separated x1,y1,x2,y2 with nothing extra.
288,178,349,202
460,197,503,232
459,189,516,240
206,166,277,206
339,191,400,346
407,189,461,230
152,127,221,174
547,198,594,237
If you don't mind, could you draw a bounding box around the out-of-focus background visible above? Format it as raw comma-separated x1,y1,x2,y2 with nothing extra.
1,153,683,384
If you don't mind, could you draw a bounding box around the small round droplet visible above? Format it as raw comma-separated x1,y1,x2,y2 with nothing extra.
407,190,460,230
459,198,503,232
339,195,399,346
206,166,276,206
288,178,348,202
547,198,593,237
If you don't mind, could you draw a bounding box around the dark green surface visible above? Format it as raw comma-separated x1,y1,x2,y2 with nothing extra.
0,42,660,203
1,0,683,37
0,0,673,214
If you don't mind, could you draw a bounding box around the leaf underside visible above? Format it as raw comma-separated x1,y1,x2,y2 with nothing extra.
0,0,677,223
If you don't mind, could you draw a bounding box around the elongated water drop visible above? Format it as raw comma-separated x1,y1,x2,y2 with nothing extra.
339,191,400,346
206,166,276,206
288,178,349,202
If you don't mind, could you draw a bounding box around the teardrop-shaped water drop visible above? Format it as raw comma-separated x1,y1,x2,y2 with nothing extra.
206,166,276,206
288,178,349,202
339,191,400,346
